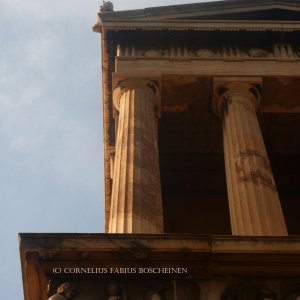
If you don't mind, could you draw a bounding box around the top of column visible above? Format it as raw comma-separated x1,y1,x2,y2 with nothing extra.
113,78,161,114
212,77,263,118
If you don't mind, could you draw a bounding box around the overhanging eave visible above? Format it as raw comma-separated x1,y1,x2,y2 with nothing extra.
98,20,300,32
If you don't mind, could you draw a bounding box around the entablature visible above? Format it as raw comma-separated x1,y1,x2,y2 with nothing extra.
93,0,300,32
116,42,300,60
115,59,300,77
94,20,300,32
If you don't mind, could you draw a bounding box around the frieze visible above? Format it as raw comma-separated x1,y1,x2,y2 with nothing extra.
116,43,300,60
47,280,200,300
46,279,300,300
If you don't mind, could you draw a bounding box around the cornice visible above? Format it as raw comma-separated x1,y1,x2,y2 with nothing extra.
94,20,300,33
93,0,300,33
19,233,300,253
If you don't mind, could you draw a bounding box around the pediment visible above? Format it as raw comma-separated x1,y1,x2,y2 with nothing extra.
100,0,300,22
174,7,300,21
145,1,300,22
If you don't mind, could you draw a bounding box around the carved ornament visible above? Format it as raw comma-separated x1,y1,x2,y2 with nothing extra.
212,78,262,117
116,43,300,61
113,78,160,116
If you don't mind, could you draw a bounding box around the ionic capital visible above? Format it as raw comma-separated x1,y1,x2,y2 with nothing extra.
113,78,160,116
212,77,262,117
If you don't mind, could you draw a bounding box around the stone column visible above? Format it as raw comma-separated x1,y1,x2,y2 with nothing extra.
109,78,163,233
213,78,287,236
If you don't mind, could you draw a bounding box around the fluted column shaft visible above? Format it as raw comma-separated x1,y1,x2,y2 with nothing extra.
109,79,163,233
214,80,287,236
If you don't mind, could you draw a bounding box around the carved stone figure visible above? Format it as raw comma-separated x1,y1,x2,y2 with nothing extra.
282,283,300,300
238,50,250,58
107,281,127,300
221,290,239,300
165,280,199,300
100,1,114,12
285,293,300,300
48,283,76,300
221,285,239,300
143,282,163,300
196,49,215,58
144,291,162,300
247,48,271,58
257,287,277,300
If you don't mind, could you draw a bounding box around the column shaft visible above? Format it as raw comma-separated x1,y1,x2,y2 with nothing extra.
219,82,287,235
109,86,163,233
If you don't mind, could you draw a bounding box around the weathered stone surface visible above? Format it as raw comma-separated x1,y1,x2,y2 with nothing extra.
109,79,163,233
48,283,76,300
20,234,300,299
213,78,287,236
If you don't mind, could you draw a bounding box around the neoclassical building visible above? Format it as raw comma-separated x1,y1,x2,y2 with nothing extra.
20,0,300,299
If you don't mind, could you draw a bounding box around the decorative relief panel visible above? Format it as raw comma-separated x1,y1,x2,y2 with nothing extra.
221,283,279,300
116,43,300,60
47,279,200,300
46,280,300,300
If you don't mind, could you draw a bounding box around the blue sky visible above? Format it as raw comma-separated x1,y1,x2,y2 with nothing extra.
0,0,214,298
